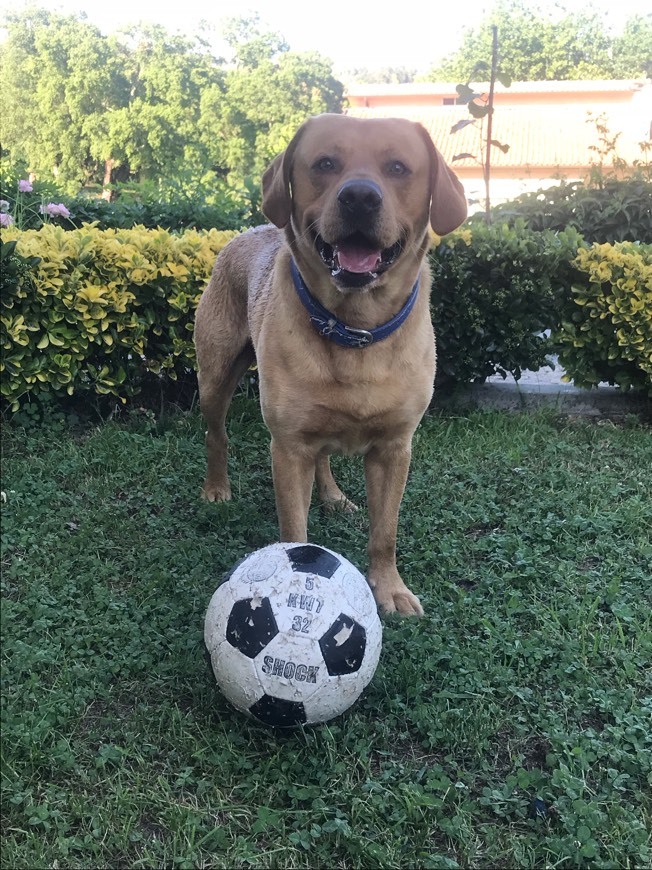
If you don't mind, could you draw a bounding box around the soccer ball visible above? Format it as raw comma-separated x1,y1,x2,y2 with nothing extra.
204,542,382,727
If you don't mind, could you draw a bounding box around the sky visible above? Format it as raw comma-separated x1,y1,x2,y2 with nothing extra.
8,0,651,75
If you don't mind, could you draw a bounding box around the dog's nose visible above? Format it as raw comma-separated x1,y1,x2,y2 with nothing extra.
337,180,383,218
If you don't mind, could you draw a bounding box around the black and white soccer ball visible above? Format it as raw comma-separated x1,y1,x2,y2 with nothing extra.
204,542,382,727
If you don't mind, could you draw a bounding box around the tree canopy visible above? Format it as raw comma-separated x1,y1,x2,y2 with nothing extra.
0,9,343,195
427,1,651,82
2,4,649,199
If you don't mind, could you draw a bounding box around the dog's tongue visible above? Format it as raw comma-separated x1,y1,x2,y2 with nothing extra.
335,242,382,274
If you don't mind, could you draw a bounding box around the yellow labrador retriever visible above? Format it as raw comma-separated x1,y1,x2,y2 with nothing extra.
195,113,467,616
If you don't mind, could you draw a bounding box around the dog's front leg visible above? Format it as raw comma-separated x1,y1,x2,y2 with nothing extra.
364,441,424,617
271,439,315,543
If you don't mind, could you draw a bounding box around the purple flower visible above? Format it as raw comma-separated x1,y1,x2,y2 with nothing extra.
40,202,71,218
18,180,33,193
0,213,15,227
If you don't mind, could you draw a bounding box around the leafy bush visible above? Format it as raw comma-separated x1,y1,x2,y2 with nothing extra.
1,160,253,232
488,177,652,244
3,224,650,413
58,191,252,233
429,222,584,385
554,242,652,393
1,225,235,410
0,239,41,296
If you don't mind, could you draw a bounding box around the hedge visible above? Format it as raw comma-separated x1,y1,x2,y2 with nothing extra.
429,221,583,386
1,223,651,412
488,177,652,244
1,225,235,411
555,242,652,392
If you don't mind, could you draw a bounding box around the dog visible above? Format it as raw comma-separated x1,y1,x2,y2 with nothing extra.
194,113,467,616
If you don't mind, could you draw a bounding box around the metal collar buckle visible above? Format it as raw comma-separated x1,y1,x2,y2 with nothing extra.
344,327,373,347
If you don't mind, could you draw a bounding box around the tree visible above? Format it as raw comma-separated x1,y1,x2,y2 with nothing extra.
0,9,343,199
201,16,344,187
101,25,225,186
343,66,417,85
611,14,652,79
427,0,639,82
0,8,126,192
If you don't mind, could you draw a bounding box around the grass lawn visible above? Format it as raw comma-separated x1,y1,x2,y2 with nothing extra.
1,400,651,869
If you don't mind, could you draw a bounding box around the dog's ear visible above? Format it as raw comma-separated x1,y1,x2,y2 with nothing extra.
416,124,468,236
261,152,291,228
261,124,307,228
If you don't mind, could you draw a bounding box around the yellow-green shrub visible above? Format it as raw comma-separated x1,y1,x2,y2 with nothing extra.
555,242,652,393
1,224,235,410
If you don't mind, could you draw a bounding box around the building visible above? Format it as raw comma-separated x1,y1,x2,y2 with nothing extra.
345,80,652,209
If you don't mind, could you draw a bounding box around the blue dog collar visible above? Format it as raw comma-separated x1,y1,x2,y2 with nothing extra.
290,258,419,349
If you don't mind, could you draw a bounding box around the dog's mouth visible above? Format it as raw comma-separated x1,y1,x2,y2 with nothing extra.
315,232,403,287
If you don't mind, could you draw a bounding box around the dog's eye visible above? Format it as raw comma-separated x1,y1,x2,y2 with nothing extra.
314,157,337,173
386,160,409,177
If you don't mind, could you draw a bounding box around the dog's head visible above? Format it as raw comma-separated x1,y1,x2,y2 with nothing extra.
262,114,467,291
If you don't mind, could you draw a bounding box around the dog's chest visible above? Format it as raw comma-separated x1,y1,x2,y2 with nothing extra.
260,343,434,453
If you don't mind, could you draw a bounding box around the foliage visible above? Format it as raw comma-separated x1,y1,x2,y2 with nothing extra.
342,66,417,84
52,192,250,234
429,222,583,385
0,239,41,302
611,13,652,79
0,8,124,193
489,177,652,244
0,9,343,197
206,16,343,191
1,408,651,868
1,161,253,233
554,242,652,393
428,0,649,82
0,225,234,411
3,223,649,413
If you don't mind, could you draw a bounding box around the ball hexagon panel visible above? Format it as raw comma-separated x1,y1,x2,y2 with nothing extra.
357,608,382,666
204,582,237,654
253,631,329,703
303,673,372,724
337,570,378,626
209,639,264,712
226,596,279,658
262,569,342,637
234,549,287,586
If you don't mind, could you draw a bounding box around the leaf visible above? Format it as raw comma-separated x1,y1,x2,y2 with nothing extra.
490,140,510,153
455,83,478,104
468,102,492,119
451,119,476,134
452,153,477,162
0,241,18,260
496,71,512,88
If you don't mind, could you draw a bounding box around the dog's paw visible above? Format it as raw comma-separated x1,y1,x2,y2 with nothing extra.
322,494,359,514
370,578,424,617
388,590,424,617
200,482,232,503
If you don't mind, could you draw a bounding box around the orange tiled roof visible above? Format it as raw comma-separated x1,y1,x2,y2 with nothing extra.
345,105,645,169
345,79,648,99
